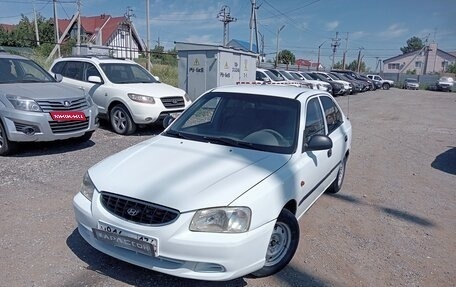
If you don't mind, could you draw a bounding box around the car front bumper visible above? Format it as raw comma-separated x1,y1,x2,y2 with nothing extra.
1,106,98,142
73,191,274,281
126,100,188,124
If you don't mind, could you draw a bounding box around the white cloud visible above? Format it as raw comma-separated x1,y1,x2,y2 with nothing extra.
351,31,368,40
380,24,408,39
325,21,339,31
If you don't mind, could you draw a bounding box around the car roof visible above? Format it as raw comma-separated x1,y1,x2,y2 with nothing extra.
208,84,321,100
53,55,136,64
0,52,30,60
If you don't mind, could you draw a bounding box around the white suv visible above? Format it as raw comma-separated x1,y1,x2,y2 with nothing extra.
50,56,191,135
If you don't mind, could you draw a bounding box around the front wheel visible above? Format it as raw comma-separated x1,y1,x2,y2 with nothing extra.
251,209,299,278
110,104,136,135
0,120,16,156
382,83,390,90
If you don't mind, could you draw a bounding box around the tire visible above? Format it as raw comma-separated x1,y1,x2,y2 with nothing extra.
327,156,347,194
251,209,300,278
382,83,390,90
110,104,136,135
0,120,16,156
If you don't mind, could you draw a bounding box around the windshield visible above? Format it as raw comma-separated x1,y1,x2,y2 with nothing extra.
300,73,313,80
439,77,453,82
0,57,56,84
164,92,300,154
100,63,159,84
263,70,283,81
280,71,295,81
406,78,418,83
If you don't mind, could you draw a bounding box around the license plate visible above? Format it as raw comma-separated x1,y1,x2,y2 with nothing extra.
94,222,158,257
50,111,86,122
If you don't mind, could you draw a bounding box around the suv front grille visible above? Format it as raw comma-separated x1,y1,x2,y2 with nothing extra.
100,192,180,225
37,98,89,112
161,97,185,109
49,117,89,133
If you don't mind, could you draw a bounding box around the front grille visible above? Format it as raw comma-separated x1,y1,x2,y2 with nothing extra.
161,97,185,109
100,192,180,225
37,98,89,112
49,117,89,134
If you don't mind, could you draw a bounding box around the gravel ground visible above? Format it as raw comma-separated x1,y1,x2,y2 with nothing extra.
0,88,455,287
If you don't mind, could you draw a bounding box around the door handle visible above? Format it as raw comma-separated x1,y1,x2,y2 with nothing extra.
327,149,332,157
344,135,348,142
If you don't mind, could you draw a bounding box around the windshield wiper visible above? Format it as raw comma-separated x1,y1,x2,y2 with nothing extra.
202,136,262,150
164,130,195,140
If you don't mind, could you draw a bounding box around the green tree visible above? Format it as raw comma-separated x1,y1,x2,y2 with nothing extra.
446,62,456,74
347,60,366,72
332,61,343,69
277,49,295,65
400,36,424,54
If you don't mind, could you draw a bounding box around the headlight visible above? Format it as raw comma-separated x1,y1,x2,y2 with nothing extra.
190,207,251,233
184,93,191,103
80,172,97,201
7,95,42,112
85,95,94,107
128,93,155,104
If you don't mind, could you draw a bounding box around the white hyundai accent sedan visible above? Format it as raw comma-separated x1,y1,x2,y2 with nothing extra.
73,85,352,281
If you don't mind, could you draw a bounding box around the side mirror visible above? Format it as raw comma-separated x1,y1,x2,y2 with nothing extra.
262,77,271,83
154,75,160,82
88,76,102,84
304,134,333,152
54,74,63,82
163,114,175,128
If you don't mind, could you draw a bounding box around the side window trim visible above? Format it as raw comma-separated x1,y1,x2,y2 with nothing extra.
302,96,326,153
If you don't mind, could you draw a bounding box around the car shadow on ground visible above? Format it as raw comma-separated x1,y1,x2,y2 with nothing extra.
9,138,95,157
66,229,247,287
66,229,333,287
431,147,456,175
326,193,435,227
98,119,165,137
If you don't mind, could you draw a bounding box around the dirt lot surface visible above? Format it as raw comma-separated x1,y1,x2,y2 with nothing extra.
0,88,455,287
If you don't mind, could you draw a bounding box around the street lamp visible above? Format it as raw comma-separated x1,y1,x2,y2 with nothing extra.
275,25,285,68
317,40,326,71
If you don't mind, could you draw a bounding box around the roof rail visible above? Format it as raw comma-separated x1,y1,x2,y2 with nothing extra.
62,55,127,60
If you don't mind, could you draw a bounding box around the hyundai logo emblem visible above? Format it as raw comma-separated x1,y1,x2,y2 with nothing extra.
63,101,71,107
127,207,140,216
172,99,178,104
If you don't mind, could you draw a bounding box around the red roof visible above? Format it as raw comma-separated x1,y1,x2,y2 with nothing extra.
0,23,16,33
58,14,126,45
296,59,311,67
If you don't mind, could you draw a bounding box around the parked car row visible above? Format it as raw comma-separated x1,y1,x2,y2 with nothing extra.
0,52,191,155
256,68,396,97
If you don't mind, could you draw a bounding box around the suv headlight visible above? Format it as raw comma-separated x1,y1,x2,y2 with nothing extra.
128,93,155,104
190,207,251,233
80,172,97,201
184,93,191,103
7,95,42,112
85,95,94,107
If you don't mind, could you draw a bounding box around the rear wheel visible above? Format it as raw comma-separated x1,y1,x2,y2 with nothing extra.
251,209,299,278
110,104,136,135
327,156,347,194
0,121,16,156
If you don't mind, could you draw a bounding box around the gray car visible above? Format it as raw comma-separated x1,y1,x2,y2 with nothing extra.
0,52,98,155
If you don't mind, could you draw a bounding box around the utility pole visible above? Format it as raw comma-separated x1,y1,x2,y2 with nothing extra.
125,6,135,59
146,0,150,70
341,32,349,70
259,31,265,62
217,5,236,46
53,0,60,57
275,25,285,68
249,0,259,53
76,0,81,55
356,47,364,73
330,32,340,69
32,0,40,46
317,40,326,71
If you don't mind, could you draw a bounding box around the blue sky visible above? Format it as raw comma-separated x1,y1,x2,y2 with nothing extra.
1,0,455,70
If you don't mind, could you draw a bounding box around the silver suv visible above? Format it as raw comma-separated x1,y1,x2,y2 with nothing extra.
50,56,191,135
0,52,98,156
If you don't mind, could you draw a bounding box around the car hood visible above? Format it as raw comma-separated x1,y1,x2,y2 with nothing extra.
0,82,85,99
89,135,291,212
111,82,185,97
